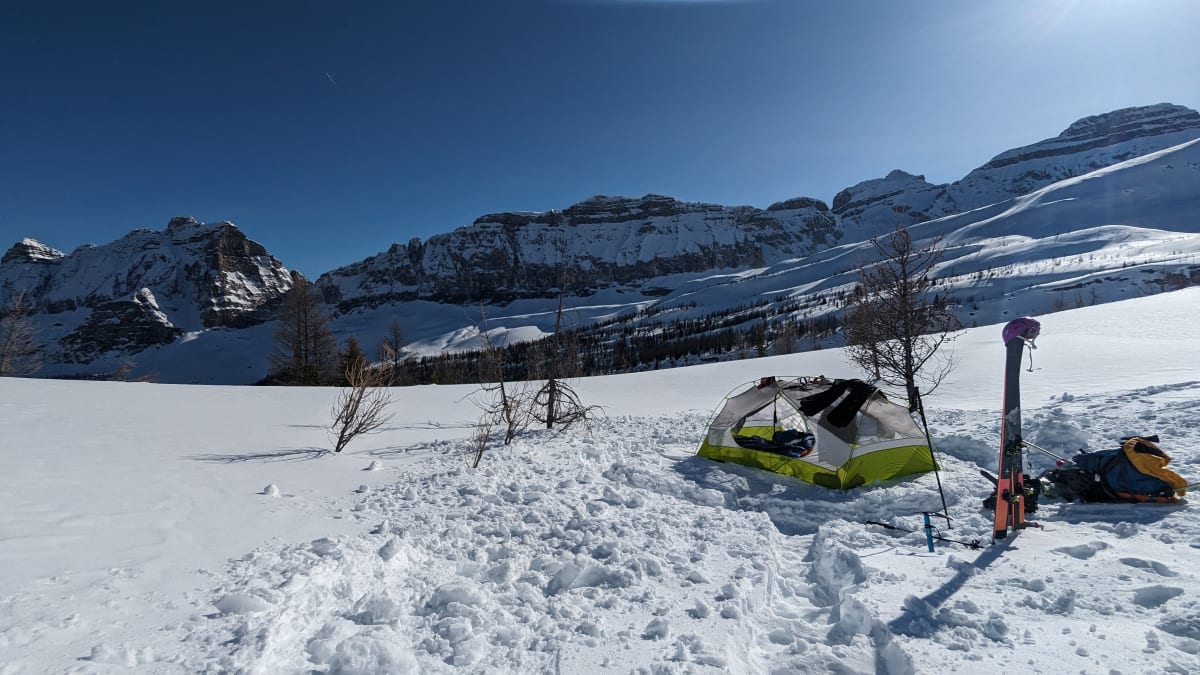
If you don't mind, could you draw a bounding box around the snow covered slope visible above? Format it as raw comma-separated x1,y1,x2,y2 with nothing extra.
2,289,1200,672
945,103,1200,214
834,103,1200,241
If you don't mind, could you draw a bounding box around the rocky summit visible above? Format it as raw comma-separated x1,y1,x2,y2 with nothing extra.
943,103,1200,211
0,217,293,367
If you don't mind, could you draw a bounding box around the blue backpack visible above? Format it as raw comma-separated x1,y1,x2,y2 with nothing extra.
1044,435,1187,503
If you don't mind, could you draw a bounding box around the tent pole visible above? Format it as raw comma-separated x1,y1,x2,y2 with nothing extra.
913,386,951,529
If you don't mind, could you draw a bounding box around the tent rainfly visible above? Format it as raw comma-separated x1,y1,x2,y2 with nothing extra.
696,376,937,489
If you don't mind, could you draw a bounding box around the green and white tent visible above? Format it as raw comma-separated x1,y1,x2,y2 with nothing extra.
697,376,937,489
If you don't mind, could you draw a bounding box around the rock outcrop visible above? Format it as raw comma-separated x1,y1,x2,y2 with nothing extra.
317,194,840,311
58,288,182,360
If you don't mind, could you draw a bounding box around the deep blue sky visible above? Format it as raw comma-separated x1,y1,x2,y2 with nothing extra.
3,0,1197,275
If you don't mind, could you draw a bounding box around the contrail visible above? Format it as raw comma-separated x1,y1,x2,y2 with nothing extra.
325,72,338,87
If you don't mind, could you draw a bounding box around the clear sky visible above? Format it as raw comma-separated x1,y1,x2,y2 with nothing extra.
2,0,1197,276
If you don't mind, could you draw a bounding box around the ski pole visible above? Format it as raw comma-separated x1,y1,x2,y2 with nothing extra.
912,387,951,528
1021,440,1069,463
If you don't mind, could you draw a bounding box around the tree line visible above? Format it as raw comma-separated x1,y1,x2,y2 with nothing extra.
263,275,848,388
264,226,968,417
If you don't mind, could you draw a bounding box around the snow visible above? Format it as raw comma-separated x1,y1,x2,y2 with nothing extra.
3,289,1200,672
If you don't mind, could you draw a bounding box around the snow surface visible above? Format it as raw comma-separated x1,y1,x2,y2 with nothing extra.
3,289,1200,673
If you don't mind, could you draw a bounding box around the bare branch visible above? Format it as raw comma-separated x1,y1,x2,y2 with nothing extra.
329,356,393,453
532,379,602,432
842,224,962,406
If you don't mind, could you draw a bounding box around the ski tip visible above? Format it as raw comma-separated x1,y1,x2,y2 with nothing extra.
1002,317,1041,345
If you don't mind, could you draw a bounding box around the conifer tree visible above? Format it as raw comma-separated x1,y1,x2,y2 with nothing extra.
336,336,368,386
379,318,408,385
268,275,338,385
0,292,43,377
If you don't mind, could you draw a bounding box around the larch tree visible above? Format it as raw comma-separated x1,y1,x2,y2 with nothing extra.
268,275,338,386
0,292,43,377
379,318,408,385
842,226,961,408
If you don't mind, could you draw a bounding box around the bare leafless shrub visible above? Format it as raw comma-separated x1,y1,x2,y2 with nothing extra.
529,289,601,431
469,412,495,469
469,306,536,465
330,355,393,453
532,379,601,432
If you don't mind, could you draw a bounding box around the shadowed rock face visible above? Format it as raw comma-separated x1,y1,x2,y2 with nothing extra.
183,219,293,329
58,288,182,360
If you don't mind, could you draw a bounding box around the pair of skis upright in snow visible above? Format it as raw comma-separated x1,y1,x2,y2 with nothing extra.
992,317,1041,539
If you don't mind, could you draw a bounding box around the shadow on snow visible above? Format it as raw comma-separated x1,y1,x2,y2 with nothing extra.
188,447,332,463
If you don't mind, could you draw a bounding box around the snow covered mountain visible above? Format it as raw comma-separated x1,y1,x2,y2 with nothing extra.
833,103,1200,241
0,216,293,368
316,194,840,311
329,124,1200,380
948,103,1200,209
320,103,1200,308
3,104,1199,382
